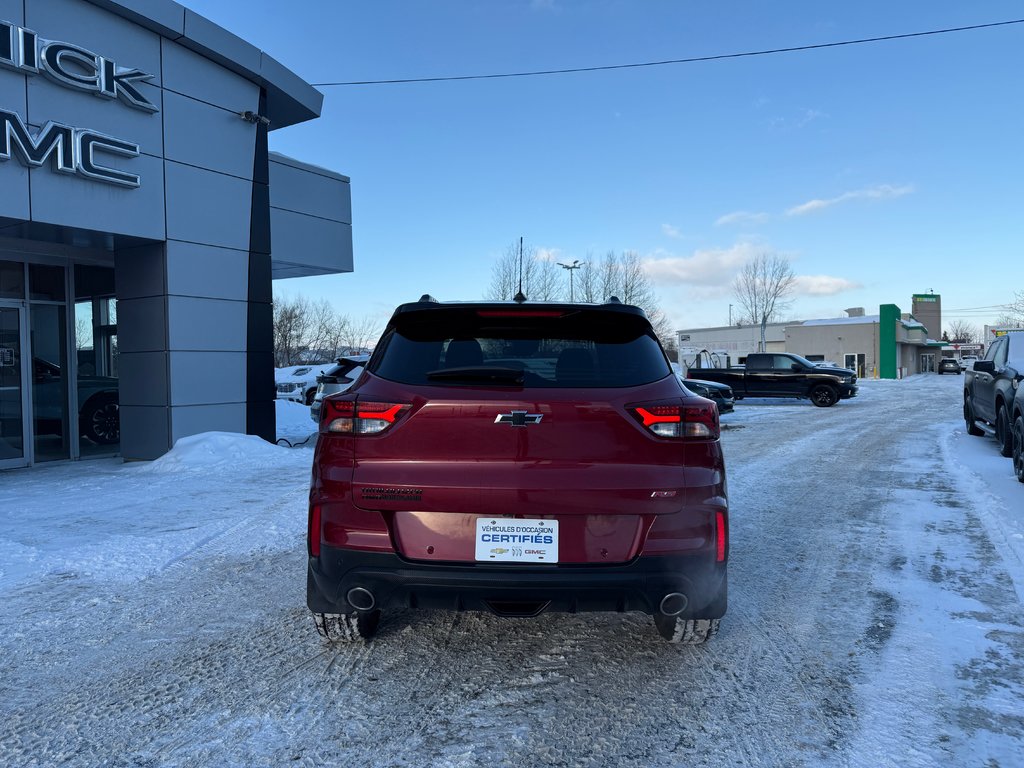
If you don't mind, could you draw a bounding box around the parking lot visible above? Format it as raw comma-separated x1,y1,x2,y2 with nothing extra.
1,375,1022,767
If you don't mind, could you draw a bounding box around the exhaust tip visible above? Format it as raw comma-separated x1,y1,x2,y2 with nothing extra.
346,587,376,612
659,592,688,617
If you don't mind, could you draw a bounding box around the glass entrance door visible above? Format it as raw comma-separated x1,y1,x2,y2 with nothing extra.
0,304,29,469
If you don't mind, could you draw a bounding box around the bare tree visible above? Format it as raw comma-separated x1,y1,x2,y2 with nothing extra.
994,291,1024,328
732,253,796,352
273,295,313,367
343,315,383,353
946,320,978,344
574,252,599,303
488,242,542,301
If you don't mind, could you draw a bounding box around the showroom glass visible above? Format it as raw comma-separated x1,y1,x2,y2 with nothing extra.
29,264,65,301
30,304,70,462
0,260,25,299
0,307,24,462
74,265,119,457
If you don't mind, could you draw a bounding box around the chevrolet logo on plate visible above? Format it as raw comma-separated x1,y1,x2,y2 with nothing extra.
494,410,543,426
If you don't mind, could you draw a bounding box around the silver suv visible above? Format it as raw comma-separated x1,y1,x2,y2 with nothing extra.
309,355,370,423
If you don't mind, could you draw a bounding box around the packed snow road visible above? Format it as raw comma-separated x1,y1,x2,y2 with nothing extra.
1,380,1022,767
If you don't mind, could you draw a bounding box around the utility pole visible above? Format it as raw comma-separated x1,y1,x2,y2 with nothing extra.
557,260,583,302
729,304,733,326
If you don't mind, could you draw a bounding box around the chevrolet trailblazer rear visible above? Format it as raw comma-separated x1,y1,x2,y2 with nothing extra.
307,296,729,644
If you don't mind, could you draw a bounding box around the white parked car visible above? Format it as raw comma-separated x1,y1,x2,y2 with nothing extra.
275,363,334,406
309,355,371,423
959,355,979,372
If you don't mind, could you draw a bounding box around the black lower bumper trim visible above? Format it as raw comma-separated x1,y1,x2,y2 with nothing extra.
308,546,726,619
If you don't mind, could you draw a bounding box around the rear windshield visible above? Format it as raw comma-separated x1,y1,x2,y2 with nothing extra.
370,308,671,388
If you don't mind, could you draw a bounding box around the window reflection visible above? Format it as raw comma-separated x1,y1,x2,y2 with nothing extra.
74,266,119,457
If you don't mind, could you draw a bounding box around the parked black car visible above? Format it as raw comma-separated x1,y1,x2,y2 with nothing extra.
964,331,1023,457
682,378,735,413
1011,375,1024,483
937,358,961,375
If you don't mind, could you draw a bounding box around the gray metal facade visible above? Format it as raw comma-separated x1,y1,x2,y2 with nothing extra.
0,0,352,463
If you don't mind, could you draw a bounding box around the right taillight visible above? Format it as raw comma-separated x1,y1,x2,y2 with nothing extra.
629,399,719,439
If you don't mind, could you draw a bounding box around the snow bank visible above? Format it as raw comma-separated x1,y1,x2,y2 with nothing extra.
139,431,293,474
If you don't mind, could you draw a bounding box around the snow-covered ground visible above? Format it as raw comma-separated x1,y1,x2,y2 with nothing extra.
0,377,1021,767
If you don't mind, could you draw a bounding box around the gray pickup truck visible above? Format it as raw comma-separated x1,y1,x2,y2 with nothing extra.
690,352,858,407
964,330,1024,457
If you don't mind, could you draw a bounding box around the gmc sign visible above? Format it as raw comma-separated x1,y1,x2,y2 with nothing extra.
0,108,140,187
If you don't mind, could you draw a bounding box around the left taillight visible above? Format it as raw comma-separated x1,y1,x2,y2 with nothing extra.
628,399,719,439
321,397,409,435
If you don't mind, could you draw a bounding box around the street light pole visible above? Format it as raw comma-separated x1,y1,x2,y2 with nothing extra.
557,260,583,302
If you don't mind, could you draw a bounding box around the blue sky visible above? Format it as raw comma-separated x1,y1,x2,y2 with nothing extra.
185,0,1022,336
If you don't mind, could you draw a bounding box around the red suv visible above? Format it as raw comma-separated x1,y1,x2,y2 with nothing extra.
307,297,729,643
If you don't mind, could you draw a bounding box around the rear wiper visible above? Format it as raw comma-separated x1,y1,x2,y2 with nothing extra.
427,366,525,384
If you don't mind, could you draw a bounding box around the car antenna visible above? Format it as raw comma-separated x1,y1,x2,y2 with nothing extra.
513,235,527,303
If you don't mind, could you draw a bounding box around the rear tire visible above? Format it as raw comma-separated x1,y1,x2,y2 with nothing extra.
304,388,317,406
810,385,838,407
1013,415,1024,484
654,615,720,644
996,405,1013,457
964,398,984,436
313,611,381,643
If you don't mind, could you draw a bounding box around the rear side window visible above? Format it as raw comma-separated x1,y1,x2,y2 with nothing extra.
370,308,670,388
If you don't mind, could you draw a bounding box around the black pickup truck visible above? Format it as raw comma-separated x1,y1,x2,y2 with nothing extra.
691,353,858,407
964,330,1023,457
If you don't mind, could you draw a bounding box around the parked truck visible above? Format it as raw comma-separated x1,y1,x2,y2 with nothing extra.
964,330,1024,457
692,352,858,407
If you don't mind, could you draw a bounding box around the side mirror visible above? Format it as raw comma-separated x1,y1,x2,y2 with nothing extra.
974,360,995,374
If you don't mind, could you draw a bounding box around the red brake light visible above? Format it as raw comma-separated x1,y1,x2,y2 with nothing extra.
322,397,409,435
476,310,566,318
629,400,719,439
715,510,727,562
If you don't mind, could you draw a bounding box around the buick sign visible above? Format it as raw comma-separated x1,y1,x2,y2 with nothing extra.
0,20,153,187
1,21,158,112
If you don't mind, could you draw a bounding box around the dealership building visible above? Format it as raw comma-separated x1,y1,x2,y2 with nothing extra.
678,294,947,379
0,0,352,469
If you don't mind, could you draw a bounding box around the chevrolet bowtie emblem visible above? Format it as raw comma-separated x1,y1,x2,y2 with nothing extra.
494,410,543,426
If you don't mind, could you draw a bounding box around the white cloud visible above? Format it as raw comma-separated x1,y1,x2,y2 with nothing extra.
642,242,760,287
535,247,561,262
792,275,862,296
786,184,914,216
715,211,770,227
661,223,683,238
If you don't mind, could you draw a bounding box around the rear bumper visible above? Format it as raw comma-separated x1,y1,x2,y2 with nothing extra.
307,545,727,618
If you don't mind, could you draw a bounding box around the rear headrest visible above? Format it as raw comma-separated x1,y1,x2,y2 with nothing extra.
444,338,483,368
556,348,595,384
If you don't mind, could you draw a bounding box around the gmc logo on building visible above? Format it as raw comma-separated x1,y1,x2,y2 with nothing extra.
0,108,140,187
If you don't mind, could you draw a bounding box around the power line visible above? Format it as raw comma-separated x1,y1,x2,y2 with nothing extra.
312,18,1024,87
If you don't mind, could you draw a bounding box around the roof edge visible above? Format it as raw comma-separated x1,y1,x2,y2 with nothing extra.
84,0,323,129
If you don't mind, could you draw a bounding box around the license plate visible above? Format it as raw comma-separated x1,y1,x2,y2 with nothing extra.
475,518,558,563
